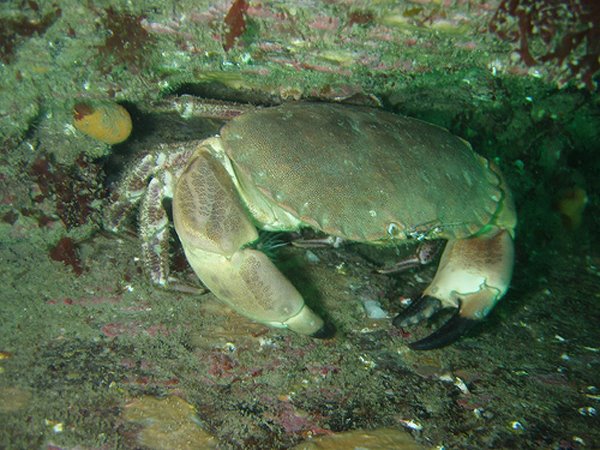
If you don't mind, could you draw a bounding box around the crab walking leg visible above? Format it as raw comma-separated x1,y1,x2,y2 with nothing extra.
173,144,330,337
395,229,514,349
139,176,171,286
104,153,158,231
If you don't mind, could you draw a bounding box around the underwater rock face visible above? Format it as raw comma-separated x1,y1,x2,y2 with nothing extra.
0,1,598,449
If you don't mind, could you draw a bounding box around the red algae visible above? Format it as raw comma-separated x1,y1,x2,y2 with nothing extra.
49,237,83,275
223,0,249,51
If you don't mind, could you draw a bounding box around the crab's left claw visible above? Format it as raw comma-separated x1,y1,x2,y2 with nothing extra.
394,296,481,350
394,229,514,350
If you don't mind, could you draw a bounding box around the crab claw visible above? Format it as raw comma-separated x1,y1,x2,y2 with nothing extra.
394,296,478,350
394,229,514,350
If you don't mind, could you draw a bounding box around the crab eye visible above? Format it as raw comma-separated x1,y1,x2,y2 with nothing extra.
387,222,403,238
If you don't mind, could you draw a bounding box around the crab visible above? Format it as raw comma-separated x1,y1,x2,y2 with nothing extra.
105,100,516,350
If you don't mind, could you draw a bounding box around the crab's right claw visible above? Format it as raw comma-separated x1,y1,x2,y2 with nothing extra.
394,229,514,350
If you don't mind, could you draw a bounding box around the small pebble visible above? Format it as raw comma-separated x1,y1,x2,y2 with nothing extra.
362,298,389,319
304,250,320,263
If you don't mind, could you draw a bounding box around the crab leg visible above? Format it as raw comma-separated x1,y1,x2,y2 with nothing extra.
139,176,171,286
377,241,442,274
173,143,332,337
104,153,159,232
394,229,514,350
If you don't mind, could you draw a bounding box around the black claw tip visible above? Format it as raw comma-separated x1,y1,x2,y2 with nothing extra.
408,311,478,350
393,295,442,328
311,321,336,339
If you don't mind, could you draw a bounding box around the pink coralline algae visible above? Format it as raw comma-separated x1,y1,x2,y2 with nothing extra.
489,0,600,89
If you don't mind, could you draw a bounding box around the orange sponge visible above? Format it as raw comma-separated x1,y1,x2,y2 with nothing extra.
556,186,588,230
73,101,132,144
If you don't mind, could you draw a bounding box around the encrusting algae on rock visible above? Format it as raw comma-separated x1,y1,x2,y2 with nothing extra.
290,427,429,449
122,395,218,450
73,100,132,144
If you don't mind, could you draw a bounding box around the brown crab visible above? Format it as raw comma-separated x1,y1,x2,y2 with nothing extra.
105,101,516,350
